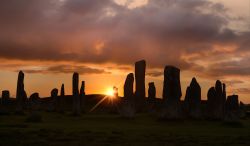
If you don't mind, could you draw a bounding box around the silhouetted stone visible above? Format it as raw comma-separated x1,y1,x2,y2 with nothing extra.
29,93,39,102
120,73,135,118
72,72,81,115
239,101,247,118
29,93,41,110
161,66,182,119
224,95,240,122
16,71,27,113
148,82,156,102
226,95,239,112
49,88,58,111
51,88,58,100
61,84,65,97
163,66,182,102
184,78,201,119
207,80,226,120
124,73,134,103
1,90,10,105
59,84,65,113
135,60,146,109
80,81,85,111
223,83,226,104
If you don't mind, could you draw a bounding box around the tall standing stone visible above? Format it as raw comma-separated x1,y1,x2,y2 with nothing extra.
73,72,81,115
148,82,156,102
184,78,201,118
135,60,146,108
207,80,226,119
120,73,135,118
61,84,65,99
124,73,134,103
16,71,27,113
163,66,182,102
80,81,85,111
60,84,65,112
161,66,182,119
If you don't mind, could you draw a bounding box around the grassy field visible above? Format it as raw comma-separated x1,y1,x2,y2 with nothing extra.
0,112,250,146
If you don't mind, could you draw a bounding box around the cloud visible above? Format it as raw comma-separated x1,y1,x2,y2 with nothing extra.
0,0,249,77
146,71,163,77
234,88,250,94
20,65,111,75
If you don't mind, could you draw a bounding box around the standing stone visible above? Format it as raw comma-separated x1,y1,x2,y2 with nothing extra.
124,73,134,103
225,95,240,121
120,73,135,118
135,60,146,109
16,71,27,113
59,84,65,113
29,93,40,102
223,84,226,103
148,82,156,103
2,90,10,105
29,93,40,110
226,95,239,112
80,81,85,111
239,101,247,119
207,80,226,119
161,66,182,119
50,88,58,111
72,72,81,115
51,89,58,100
163,66,182,102
184,78,201,118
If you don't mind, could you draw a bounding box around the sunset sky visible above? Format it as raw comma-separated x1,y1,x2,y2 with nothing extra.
0,0,249,103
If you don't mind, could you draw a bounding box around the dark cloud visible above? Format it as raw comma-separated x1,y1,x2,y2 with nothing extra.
21,65,110,75
204,57,250,77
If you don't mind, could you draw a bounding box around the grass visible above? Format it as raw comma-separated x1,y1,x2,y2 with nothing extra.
0,112,250,146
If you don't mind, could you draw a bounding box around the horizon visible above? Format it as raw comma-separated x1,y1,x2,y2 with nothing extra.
0,0,250,103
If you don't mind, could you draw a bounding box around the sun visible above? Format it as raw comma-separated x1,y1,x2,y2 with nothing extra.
106,88,115,97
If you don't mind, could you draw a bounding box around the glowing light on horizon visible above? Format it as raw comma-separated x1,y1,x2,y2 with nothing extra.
106,87,115,97
89,87,117,112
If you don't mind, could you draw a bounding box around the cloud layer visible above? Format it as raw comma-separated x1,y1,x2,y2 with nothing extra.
0,0,250,94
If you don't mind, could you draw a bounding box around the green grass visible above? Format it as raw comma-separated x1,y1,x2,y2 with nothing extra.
0,112,250,146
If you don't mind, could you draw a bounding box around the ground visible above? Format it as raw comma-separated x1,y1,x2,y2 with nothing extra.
0,113,250,146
